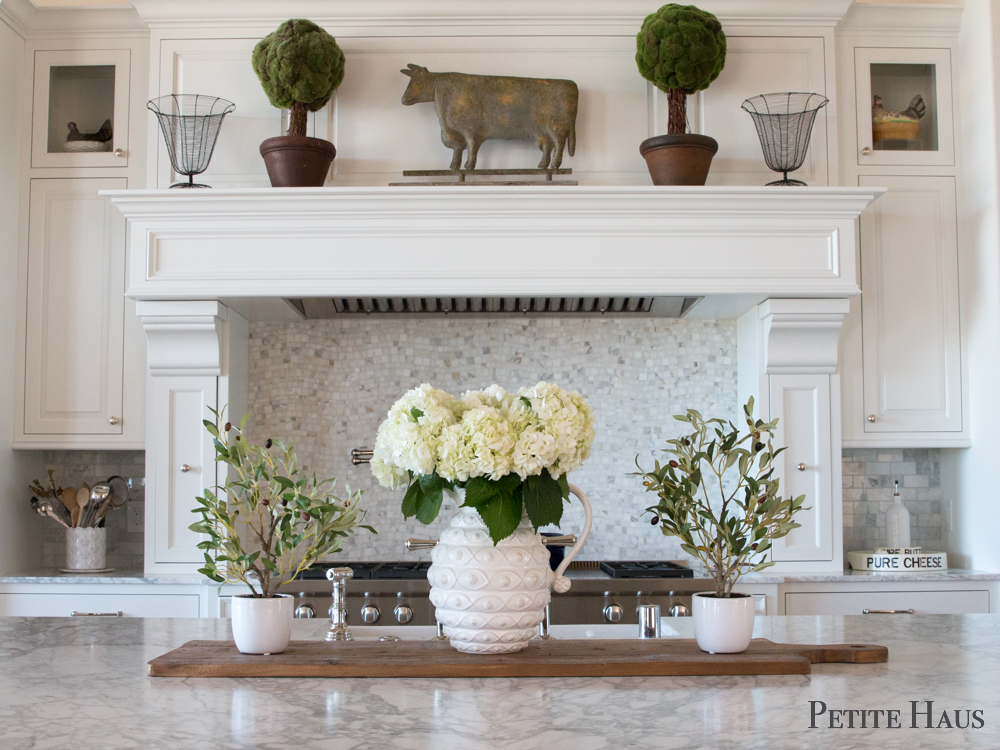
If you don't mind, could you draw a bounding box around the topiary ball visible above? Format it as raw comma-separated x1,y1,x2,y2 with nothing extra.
635,4,726,94
252,19,346,112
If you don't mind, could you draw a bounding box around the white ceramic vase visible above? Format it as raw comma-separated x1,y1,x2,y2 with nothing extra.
231,594,293,655
428,483,592,654
65,527,106,570
692,592,756,654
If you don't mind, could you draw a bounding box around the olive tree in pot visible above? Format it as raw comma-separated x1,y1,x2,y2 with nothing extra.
253,19,346,187
191,409,374,654
637,398,807,654
635,4,726,185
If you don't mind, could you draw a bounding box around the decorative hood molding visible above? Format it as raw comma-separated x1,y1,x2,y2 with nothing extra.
103,186,882,306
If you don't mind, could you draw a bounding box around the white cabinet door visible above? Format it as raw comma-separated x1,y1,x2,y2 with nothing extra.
768,374,835,563
859,175,962,433
149,376,218,565
785,590,989,616
0,592,200,617
22,178,126,435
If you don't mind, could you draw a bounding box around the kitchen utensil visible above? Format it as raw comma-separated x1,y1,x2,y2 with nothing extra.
32,496,70,528
85,485,111,528
61,488,79,527
76,485,92,528
93,476,131,525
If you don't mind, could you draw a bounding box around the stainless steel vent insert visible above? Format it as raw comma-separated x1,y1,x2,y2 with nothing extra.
288,297,701,319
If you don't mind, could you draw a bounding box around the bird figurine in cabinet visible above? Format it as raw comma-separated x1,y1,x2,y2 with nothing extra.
872,94,925,144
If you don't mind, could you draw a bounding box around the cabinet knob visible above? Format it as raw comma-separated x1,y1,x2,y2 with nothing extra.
114,148,125,158
796,463,807,472
179,464,191,473
867,414,877,423
108,416,120,425
861,146,871,156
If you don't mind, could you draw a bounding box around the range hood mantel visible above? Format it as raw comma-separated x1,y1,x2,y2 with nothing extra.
103,186,882,309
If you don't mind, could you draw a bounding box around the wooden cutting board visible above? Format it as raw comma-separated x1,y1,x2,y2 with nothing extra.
147,638,888,678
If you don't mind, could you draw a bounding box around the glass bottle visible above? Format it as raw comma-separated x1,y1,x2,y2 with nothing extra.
885,480,911,549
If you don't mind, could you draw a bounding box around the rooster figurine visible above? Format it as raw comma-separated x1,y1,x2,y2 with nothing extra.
872,94,925,144
66,119,113,143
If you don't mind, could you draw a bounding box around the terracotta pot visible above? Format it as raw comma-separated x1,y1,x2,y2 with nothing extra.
259,136,335,187
692,592,756,654
639,134,719,186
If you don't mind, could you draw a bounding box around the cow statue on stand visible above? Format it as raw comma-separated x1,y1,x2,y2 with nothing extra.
400,64,578,172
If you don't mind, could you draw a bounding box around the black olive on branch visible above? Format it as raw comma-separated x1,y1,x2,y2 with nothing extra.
265,439,273,449
224,422,232,432
650,516,660,526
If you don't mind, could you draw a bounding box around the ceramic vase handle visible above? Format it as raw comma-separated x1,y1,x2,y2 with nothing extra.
551,484,593,593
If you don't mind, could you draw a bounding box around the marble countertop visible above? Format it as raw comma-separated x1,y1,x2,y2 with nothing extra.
1,567,996,585
1,614,997,749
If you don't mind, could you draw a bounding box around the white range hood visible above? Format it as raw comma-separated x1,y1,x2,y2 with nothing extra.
103,186,881,316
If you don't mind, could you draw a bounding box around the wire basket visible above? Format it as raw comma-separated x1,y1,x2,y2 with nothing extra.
148,95,235,188
741,92,828,186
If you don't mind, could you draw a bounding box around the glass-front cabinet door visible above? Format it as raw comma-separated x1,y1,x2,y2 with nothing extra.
31,49,131,168
854,47,954,167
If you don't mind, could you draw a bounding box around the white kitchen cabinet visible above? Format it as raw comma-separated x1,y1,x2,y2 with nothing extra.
15,177,146,447
785,589,990,616
768,374,837,564
30,49,131,169
858,175,962,434
854,47,954,168
0,592,201,617
147,376,219,567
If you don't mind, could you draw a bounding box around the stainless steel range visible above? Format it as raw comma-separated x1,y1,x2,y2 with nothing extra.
280,561,706,626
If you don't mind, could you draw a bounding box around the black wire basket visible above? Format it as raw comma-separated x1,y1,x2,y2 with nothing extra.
148,94,235,188
741,92,829,186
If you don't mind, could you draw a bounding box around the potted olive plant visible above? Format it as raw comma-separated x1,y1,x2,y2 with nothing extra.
191,409,374,654
635,3,727,185
252,19,346,187
637,398,806,654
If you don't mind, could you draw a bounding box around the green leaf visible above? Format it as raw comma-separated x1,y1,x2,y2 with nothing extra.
415,473,444,524
410,407,424,421
494,472,522,495
401,481,421,520
476,488,524,544
522,469,564,528
556,473,570,500
463,476,497,507
520,396,532,409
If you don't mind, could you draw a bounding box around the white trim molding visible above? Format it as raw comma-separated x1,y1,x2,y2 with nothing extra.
136,300,227,377
760,298,850,374
104,186,882,301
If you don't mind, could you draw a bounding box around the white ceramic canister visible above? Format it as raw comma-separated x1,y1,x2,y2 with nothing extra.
231,594,294,655
428,484,592,654
65,527,107,570
692,591,756,654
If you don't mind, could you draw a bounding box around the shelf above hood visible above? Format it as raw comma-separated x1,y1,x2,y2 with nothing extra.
103,185,882,317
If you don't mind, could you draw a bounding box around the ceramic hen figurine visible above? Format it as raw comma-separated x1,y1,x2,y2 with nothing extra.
872,94,925,143
66,119,113,143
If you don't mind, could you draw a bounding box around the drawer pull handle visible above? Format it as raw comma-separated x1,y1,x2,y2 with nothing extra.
71,611,123,617
862,608,914,615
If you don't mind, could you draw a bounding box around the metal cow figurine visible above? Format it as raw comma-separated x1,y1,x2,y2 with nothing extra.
400,64,578,171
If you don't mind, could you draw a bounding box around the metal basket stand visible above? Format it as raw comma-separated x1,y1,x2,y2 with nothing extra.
741,92,828,186
148,94,235,188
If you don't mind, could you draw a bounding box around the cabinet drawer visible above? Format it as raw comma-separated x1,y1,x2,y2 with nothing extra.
0,593,200,617
785,590,989,615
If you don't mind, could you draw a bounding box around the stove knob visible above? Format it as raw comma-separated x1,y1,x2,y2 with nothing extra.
361,603,380,624
669,603,691,618
394,604,414,624
603,603,624,623
294,604,315,619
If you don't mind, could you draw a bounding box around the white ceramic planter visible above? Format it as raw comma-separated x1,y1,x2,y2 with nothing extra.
65,527,106,570
231,594,293,655
692,592,756,654
428,483,592,654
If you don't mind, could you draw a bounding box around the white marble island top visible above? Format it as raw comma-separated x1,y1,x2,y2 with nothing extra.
2,615,997,749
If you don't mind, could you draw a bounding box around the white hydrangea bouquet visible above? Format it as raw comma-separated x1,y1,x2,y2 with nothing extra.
371,382,595,543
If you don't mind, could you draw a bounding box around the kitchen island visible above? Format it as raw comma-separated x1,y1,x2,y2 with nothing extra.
2,615,997,749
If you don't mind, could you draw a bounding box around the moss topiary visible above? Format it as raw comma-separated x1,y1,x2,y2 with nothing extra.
636,4,726,135
252,19,346,138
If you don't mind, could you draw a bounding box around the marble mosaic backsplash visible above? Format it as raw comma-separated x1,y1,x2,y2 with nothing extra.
842,448,945,553
248,317,738,564
35,451,145,571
